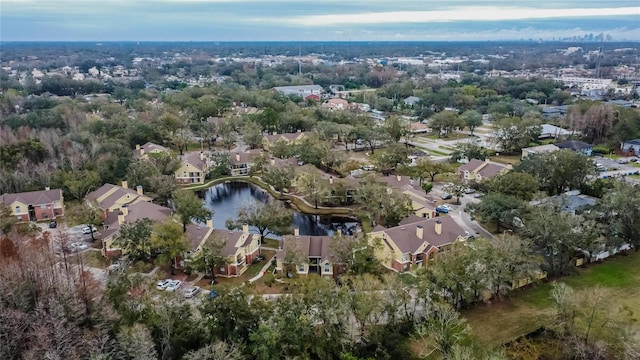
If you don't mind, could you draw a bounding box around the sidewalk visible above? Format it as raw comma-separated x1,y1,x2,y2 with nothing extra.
248,255,275,283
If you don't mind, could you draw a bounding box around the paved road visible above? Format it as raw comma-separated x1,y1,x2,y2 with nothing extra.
430,183,494,239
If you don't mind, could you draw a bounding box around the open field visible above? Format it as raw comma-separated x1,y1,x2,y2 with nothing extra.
464,251,640,346
490,155,521,165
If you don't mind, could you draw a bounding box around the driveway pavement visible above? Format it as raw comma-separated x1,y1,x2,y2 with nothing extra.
430,183,494,239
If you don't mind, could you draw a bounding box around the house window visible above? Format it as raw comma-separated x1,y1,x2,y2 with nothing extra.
40,204,47,210
402,253,410,262
298,264,305,272
324,263,330,273
17,215,22,221
220,267,225,273
15,206,20,213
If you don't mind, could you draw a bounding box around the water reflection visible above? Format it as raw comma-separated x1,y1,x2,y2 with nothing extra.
201,181,358,238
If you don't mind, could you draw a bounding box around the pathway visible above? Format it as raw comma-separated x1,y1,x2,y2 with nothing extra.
248,255,276,283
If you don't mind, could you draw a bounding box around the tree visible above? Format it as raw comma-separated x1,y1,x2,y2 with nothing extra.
188,235,229,283
355,177,412,227
414,302,472,358
63,169,100,200
261,165,294,195
443,179,466,204
126,159,158,190
172,190,213,233
116,324,158,360
449,140,490,162
151,220,187,275
226,201,293,244
208,152,232,178
218,120,237,151
329,233,381,275
486,172,540,201
0,205,17,236
370,143,410,172
242,121,264,150
182,342,244,360
296,171,328,209
382,116,410,143
148,174,178,205
112,218,153,261
514,150,595,196
461,110,483,136
429,111,465,138
595,181,640,250
465,192,525,229
492,117,541,154
67,201,103,241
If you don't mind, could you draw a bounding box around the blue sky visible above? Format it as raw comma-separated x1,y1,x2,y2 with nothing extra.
1,0,639,41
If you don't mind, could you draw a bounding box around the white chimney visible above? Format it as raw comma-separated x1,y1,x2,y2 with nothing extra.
206,219,213,228
329,177,334,185
242,223,249,234
294,227,299,236
416,225,423,239
136,185,143,196
121,206,128,216
118,212,125,225
200,152,205,161
270,159,275,165
45,186,50,191
337,228,342,236
272,131,277,135
396,175,402,182
435,220,442,235
135,144,140,150
121,180,128,189
236,153,241,162
140,148,145,156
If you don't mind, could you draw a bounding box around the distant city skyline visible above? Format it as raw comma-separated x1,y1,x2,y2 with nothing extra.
1,0,639,42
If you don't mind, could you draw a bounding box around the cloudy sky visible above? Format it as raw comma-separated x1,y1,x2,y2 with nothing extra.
1,0,639,41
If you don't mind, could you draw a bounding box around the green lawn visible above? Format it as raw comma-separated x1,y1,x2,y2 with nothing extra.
262,238,280,249
490,155,521,165
464,251,640,346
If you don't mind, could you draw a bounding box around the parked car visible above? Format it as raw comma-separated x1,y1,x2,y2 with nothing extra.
183,286,201,298
82,226,98,234
361,165,375,171
617,158,629,164
473,192,484,198
441,193,453,200
436,205,450,214
630,157,638,162
70,242,88,251
464,188,475,194
166,280,182,292
49,221,57,228
156,279,171,290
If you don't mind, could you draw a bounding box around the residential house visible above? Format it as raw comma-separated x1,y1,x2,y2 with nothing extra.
457,159,510,182
555,140,593,156
204,224,261,277
539,124,573,139
369,216,467,272
272,85,323,97
402,188,437,219
262,131,308,151
321,98,350,111
1,188,64,222
532,190,597,215
176,152,208,184
100,200,173,257
409,122,429,134
133,142,170,159
276,228,343,278
229,151,255,176
521,144,560,159
403,96,421,107
86,181,151,214
621,139,640,156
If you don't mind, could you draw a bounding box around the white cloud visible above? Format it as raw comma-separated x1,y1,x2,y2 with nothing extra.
284,6,640,26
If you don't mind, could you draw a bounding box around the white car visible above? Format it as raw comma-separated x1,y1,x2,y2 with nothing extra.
183,286,201,298
165,280,182,292
70,242,88,251
82,226,98,234
156,279,171,290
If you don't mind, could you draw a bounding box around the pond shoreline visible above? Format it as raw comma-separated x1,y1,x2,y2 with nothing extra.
185,176,360,221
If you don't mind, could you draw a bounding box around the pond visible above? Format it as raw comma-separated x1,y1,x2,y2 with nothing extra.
200,181,358,239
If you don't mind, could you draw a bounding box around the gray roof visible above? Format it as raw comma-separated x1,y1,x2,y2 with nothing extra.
381,216,466,254
622,139,640,146
279,234,335,262
1,189,62,206
555,140,592,151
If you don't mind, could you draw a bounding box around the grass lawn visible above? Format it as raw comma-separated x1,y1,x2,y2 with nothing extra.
632,162,640,168
464,251,640,346
67,249,108,269
203,250,276,288
262,238,280,249
490,155,521,165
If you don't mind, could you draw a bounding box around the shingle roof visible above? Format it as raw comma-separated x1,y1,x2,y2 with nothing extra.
86,183,141,210
381,216,466,254
280,234,335,262
477,163,507,179
555,140,592,151
182,151,206,171
458,159,485,173
1,189,62,206
134,142,169,158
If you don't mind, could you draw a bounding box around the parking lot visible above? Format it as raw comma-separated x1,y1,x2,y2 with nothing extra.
592,156,638,172
37,223,101,253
